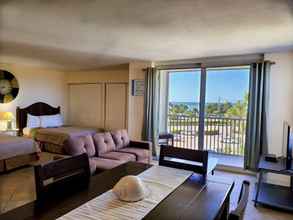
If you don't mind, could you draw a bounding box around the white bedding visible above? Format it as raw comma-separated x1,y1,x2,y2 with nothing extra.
0,134,38,160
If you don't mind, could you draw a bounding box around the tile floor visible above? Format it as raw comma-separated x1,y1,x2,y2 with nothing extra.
0,155,293,219
210,152,244,168
216,170,293,220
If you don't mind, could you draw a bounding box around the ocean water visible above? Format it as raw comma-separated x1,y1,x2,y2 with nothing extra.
169,102,199,110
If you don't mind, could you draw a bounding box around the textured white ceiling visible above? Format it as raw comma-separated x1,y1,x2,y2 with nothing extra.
0,0,293,70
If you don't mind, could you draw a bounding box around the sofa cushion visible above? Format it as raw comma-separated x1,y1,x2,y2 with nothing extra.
111,129,130,149
93,132,116,155
117,147,150,163
82,135,96,157
99,151,136,162
89,158,97,174
89,157,124,173
137,158,149,164
65,135,95,157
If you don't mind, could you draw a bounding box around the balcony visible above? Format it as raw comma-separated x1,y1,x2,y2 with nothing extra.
168,114,246,157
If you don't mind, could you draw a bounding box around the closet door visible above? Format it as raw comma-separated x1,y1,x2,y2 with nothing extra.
69,83,104,128
105,83,128,130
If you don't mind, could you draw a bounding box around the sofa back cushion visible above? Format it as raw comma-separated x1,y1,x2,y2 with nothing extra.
65,134,95,157
82,135,96,157
93,132,116,155
111,129,130,149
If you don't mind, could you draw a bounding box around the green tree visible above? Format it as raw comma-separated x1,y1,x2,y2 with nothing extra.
225,93,248,118
186,107,199,116
205,102,232,116
169,104,189,115
206,103,218,115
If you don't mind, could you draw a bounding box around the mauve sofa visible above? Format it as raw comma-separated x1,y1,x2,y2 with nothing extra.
65,129,152,174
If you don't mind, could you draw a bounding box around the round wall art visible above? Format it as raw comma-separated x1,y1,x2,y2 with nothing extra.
0,70,19,103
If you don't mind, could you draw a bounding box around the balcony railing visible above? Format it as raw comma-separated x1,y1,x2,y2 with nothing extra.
168,114,246,156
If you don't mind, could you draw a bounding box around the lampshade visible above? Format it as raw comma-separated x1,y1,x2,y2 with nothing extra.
0,112,15,121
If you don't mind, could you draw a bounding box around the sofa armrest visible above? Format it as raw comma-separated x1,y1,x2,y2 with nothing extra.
129,140,152,150
129,140,153,164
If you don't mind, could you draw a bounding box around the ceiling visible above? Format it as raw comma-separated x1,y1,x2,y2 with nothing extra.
0,0,293,70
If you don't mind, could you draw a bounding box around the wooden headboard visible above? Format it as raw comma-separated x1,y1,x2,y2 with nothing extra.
16,102,60,136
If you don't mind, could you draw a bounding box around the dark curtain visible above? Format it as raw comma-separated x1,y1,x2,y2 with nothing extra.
142,67,159,156
244,61,271,170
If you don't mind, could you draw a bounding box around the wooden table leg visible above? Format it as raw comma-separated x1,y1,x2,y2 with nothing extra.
254,170,263,206
222,196,230,220
216,193,230,220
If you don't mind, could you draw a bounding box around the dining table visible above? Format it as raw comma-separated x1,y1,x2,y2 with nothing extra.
0,162,234,220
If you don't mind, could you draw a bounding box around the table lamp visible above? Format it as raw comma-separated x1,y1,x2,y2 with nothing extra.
0,112,15,130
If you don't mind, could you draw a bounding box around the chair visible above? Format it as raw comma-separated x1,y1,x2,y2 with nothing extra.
34,153,91,201
159,146,208,176
229,180,250,220
158,132,174,146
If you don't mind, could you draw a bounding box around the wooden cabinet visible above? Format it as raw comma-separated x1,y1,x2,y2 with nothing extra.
68,83,128,130
69,83,105,128
105,83,128,130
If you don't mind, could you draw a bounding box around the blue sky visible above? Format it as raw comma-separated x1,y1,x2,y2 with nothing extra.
169,68,249,103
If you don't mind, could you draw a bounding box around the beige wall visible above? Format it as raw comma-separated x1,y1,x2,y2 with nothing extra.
0,63,145,136
266,51,293,155
128,62,150,140
66,64,129,83
66,62,150,139
65,64,129,129
264,51,293,185
0,63,67,123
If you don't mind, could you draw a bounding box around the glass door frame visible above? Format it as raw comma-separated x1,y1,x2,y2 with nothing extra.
164,64,249,152
198,66,206,150
164,65,206,150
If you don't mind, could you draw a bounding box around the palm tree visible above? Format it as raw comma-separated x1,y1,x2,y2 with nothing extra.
225,93,248,118
225,93,249,135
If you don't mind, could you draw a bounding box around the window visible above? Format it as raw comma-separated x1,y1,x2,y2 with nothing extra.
166,66,250,160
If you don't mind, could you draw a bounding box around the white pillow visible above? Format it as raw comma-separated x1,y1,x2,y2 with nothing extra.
27,114,41,128
40,114,63,128
23,127,32,137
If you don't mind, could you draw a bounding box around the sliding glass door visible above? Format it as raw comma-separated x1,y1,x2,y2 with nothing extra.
204,67,249,157
166,66,250,163
168,69,201,149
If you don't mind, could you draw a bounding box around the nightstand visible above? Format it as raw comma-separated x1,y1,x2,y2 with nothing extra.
0,129,19,136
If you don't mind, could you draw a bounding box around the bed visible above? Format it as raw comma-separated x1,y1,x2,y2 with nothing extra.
16,102,99,154
0,134,38,172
